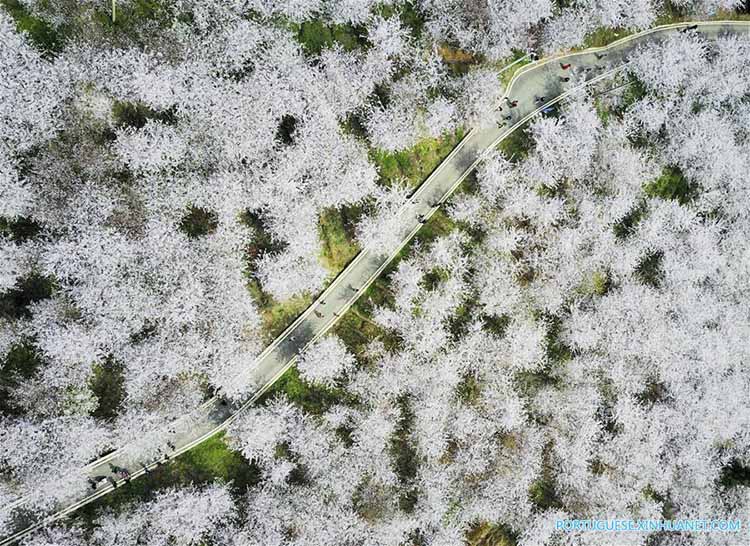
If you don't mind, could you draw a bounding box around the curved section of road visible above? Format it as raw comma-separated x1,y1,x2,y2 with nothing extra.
2,19,749,546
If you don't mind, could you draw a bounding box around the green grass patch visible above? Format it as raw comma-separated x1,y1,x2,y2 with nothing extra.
331,208,457,359
389,395,419,512
0,341,45,416
466,523,517,546
332,288,399,361
590,270,610,295
482,313,511,337
711,8,750,21
289,19,367,55
635,379,670,407
0,273,56,320
447,291,480,342
653,6,750,26
455,373,482,405
581,27,634,49
374,2,425,39
634,250,664,288
0,0,64,54
413,208,457,246
318,205,362,274
179,206,219,239
89,0,177,42
241,209,315,341
259,364,353,416
499,54,532,91
89,358,126,422
497,122,533,163
543,314,573,365
437,44,482,76
618,74,648,114
528,444,563,511
644,165,696,205
593,96,612,126
371,128,465,190
111,100,177,129
247,280,313,342
74,433,259,526
613,200,647,239
577,269,611,297
654,0,693,25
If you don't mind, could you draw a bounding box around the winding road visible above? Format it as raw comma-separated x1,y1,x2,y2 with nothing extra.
2,19,749,546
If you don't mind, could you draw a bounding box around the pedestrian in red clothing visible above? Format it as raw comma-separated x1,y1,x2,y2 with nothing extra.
560,62,571,69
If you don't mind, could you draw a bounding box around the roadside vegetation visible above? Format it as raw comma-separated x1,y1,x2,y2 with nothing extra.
371,128,466,190
73,434,260,529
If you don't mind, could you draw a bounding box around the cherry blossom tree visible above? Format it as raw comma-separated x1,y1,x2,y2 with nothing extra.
0,415,111,508
420,0,553,60
296,335,355,388
21,527,85,546
91,483,236,546
0,12,63,220
355,181,413,254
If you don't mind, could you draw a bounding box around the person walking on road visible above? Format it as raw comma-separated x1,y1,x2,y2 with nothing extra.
560,62,571,69
559,76,570,82
595,52,607,60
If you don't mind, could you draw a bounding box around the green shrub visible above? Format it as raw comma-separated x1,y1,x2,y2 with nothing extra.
0,342,45,416
635,250,664,288
111,101,176,129
644,165,696,205
497,123,533,162
89,359,126,421
292,19,366,55
179,206,219,239
0,273,56,320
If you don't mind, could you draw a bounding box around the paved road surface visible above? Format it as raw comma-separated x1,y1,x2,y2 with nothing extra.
2,19,749,546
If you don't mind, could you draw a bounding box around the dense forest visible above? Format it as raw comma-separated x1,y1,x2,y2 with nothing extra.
2,0,750,545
